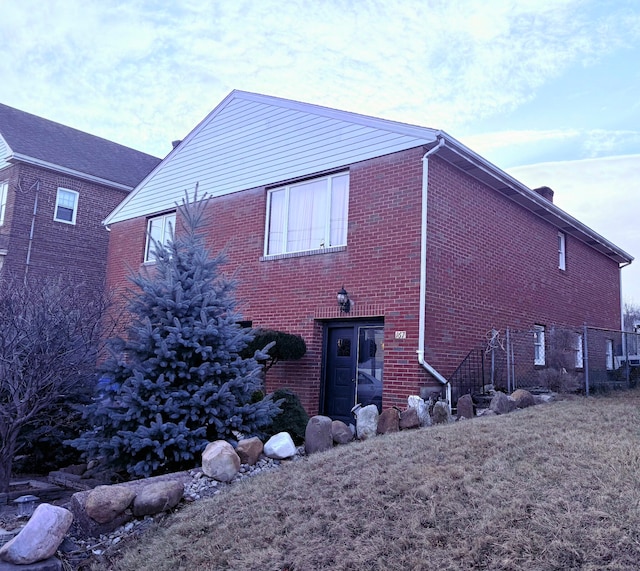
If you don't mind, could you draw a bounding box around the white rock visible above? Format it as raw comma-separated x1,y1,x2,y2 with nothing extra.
263,432,296,459
352,403,379,440
407,395,432,426
0,503,73,565
202,440,241,482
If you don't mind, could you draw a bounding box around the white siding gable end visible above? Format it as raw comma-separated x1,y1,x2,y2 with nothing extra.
105,91,439,224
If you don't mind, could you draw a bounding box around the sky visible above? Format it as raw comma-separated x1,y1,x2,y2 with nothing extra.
1,0,639,306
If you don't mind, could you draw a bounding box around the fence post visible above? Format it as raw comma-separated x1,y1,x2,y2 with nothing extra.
583,324,589,396
506,327,511,393
490,329,496,387
624,331,631,387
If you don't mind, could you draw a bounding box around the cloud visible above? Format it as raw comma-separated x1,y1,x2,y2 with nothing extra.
462,128,640,161
2,0,639,158
509,155,640,303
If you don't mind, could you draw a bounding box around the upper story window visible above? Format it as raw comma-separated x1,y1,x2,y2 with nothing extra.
558,231,566,270
144,212,175,262
533,325,546,366
0,181,7,226
265,172,349,256
54,188,79,224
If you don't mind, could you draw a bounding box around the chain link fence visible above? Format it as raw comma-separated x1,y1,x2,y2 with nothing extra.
450,324,640,407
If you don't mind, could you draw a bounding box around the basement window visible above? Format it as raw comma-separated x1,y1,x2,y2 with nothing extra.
605,339,614,371
54,188,79,224
533,325,545,366
574,334,584,369
144,212,175,262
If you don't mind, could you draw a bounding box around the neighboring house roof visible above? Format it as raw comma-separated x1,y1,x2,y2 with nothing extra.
105,90,633,266
0,103,161,190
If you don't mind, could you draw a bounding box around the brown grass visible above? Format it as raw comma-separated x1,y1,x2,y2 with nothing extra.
94,391,640,570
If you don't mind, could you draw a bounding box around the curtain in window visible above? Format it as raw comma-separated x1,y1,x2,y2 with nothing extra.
287,178,328,252
267,190,285,255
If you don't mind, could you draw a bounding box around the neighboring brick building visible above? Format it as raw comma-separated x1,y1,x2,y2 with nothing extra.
0,104,160,293
103,91,633,420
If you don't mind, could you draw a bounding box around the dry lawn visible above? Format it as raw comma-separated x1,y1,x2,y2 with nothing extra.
95,391,640,570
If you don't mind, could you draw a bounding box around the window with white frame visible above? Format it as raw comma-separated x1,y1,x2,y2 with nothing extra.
575,334,583,369
265,172,349,256
144,212,176,262
533,325,546,366
54,188,79,224
606,339,614,370
558,231,566,270
0,181,7,226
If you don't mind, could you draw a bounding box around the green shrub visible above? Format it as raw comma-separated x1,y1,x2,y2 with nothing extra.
265,389,309,445
243,329,306,372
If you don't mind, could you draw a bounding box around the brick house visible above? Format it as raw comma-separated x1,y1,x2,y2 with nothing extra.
0,103,160,293
103,91,633,421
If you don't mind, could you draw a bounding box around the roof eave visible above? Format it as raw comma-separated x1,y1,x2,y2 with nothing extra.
434,132,634,266
8,153,134,192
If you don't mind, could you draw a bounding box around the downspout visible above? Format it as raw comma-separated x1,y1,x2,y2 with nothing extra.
418,137,451,405
24,179,40,284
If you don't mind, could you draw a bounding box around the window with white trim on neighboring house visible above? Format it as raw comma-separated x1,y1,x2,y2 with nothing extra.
54,188,79,224
533,325,546,366
558,231,566,270
144,212,175,262
0,181,7,226
265,172,349,256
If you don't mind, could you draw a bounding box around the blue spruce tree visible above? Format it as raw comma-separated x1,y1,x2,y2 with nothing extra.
72,192,280,478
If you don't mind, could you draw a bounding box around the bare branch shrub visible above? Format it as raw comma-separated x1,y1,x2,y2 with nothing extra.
0,274,109,492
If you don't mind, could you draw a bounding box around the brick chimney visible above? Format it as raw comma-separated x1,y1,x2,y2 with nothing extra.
533,186,554,202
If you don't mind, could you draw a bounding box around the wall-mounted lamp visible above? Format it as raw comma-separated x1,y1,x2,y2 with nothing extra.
337,286,351,313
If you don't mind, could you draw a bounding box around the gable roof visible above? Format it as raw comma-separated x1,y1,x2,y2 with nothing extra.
105,90,632,265
0,103,161,190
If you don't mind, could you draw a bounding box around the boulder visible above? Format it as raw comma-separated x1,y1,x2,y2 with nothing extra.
202,440,241,482
132,480,183,517
477,409,497,417
236,437,263,465
70,472,191,538
534,393,555,404
377,408,400,434
331,420,354,445
85,485,136,524
456,394,475,420
489,392,517,414
264,432,296,459
305,416,333,455
399,407,421,430
432,401,453,424
352,404,378,440
511,389,535,408
0,504,73,565
0,556,63,570
407,395,432,426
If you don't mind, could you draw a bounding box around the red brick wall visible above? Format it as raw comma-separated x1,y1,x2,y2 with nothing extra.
0,163,128,296
104,147,622,414
424,156,621,375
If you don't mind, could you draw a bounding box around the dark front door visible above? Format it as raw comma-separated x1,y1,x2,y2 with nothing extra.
323,321,384,424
